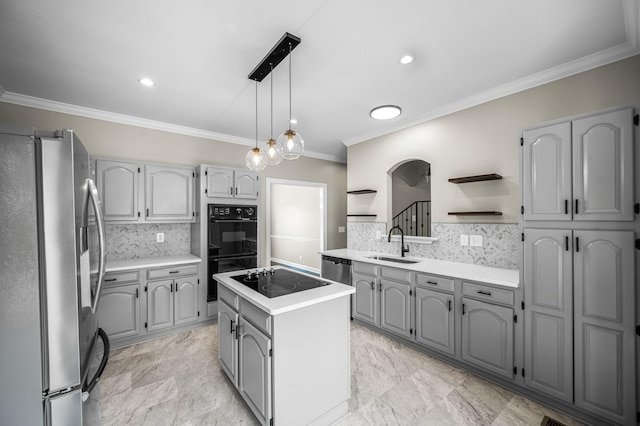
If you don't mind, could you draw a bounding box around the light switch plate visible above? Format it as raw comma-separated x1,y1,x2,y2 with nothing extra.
470,235,483,247
156,233,165,243
460,234,469,246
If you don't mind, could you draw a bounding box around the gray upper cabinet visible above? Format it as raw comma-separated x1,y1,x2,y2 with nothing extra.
572,109,634,221
522,107,634,221
573,230,635,424
415,287,454,355
379,278,411,338
218,300,238,387
96,159,140,222
461,297,514,379
205,166,258,199
145,164,194,222
523,228,573,402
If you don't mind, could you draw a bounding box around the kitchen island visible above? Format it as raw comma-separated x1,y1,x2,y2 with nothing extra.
214,267,355,426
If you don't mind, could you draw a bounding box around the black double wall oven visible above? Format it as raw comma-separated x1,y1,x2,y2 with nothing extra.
208,204,258,301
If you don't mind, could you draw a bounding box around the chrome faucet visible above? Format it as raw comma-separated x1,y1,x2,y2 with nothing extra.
388,225,409,257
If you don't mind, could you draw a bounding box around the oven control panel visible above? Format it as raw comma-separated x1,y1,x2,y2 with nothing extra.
209,204,257,221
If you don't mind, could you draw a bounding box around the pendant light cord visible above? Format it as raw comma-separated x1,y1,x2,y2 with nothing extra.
255,79,258,149
288,42,292,130
270,63,274,139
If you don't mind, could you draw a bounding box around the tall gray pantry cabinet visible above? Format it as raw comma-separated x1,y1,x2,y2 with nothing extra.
521,106,637,425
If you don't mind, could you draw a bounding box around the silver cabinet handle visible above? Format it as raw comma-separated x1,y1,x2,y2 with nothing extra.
88,178,106,314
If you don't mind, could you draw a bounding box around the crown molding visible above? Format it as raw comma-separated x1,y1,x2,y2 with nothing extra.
0,91,346,163
343,40,640,147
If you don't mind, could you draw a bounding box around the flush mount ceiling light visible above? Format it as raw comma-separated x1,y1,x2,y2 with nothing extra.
137,77,155,87
246,32,303,169
398,54,414,65
370,105,402,120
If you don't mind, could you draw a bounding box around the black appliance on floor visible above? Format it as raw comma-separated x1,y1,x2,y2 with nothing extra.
207,204,258,301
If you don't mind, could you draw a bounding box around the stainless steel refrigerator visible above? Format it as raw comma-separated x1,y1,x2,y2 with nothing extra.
0,124,110,425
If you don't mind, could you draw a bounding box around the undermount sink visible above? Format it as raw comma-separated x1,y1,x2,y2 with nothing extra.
365,255,420,264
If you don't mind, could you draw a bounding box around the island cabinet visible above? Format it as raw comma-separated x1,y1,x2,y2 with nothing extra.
204,166,258,199
414,273,455,356
95,158,195,223
521,107,634,222
216,276,352,426
146,264,199,332
352,262,413,339
98,271,141,340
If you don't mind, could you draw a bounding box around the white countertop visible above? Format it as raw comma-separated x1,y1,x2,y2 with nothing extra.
106,254,201,273
320,248,519,288
214,267,355,316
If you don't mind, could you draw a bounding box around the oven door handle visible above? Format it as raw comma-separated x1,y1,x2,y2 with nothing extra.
211,255,257,262
210,219,257,223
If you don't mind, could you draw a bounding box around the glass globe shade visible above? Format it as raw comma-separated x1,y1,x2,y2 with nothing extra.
260,139,283,166
277,129,304,160
245,147,267,171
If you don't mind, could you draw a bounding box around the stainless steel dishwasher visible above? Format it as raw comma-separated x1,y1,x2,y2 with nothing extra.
321,255,352,285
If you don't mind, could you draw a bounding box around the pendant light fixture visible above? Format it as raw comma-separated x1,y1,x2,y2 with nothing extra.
277,42,304,160
260,64,283,165
246,79,267,171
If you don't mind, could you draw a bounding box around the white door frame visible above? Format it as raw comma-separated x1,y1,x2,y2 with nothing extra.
265,178,327,269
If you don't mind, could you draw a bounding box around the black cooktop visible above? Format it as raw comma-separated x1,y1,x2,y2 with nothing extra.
230,268,330,298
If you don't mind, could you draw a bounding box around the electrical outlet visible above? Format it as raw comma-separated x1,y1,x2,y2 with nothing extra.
460,234,469,246
375,230,381,240
470,235,483,247
299,255,303,261
156,233,165,243
338,226,345,233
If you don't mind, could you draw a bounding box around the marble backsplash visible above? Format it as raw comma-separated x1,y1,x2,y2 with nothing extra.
104,223,191,260
348,222,520,270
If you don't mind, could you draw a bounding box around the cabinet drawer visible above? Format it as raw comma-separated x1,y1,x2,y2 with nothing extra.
218,284,239,310
239,298,272,336
103,271,139,285
353,261,378,276
380,267,413,284
416,273,454,292
462,282,514,306
147,264,198,280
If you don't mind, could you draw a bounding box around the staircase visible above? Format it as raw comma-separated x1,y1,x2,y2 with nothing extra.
392,201,431,237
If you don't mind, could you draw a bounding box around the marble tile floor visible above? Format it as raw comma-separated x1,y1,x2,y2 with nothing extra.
98,323,583,426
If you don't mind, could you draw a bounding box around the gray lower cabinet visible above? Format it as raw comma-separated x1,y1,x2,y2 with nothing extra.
352,271,378,325
573,230,635,424
147,276,199,331
98,284,140,340
415,287,454,356
238,318,272,424
461,297,514,379
218,300,239,386
523,228,573,403
379,278,411,338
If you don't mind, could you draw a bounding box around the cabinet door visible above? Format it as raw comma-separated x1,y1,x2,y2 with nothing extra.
218,300,238,387
98,284,140,340
147,280,174,332
234,171,259,199
205,167,234,198
96,160,140,222
573,230,635,424
379,278,411,338
174,276,198,326
238,319,272,425
523,229,573,402
145,165,194,222
522,122,572,221
352,272,378,325
415,287,454,355
461,298,514,379
572,108,634,221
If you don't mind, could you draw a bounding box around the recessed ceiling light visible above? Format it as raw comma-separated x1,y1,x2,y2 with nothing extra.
370,105,402,120
137,77,155,87
399,54,414,65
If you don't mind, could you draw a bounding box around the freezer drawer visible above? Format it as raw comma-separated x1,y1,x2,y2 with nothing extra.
47,389,82,426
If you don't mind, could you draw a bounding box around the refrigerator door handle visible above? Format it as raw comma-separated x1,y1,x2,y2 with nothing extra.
83,328,110,398
87,178,107,314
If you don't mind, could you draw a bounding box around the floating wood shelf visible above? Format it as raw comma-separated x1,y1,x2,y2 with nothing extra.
448,174,502,184
448,211,503,216
347,189,377,195
347,214,377,217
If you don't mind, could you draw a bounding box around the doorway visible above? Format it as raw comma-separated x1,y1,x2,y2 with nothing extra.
266,178,327,275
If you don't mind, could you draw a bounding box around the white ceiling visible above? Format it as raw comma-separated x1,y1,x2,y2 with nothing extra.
0,0,638,163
